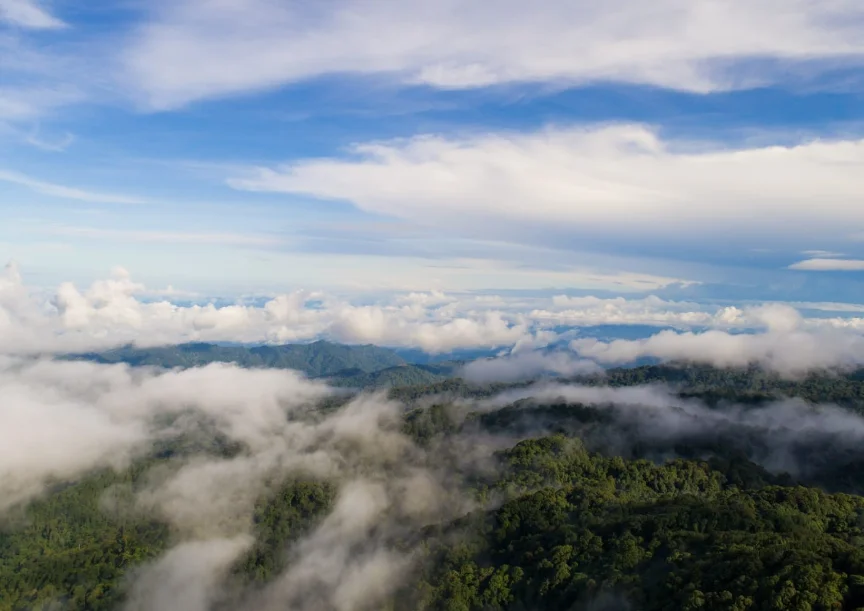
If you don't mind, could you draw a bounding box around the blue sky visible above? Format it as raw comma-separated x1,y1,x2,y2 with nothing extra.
3,0,864,303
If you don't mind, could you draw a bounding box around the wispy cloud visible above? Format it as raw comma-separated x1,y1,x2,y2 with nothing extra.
0,87,83,121
789,258,864,271
0,0,65,29
46,225,286,248
801,249,845,258
122,0,864,109
0,170,149,204
25,130,75,152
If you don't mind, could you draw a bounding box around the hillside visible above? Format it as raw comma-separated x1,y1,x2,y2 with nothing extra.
65,340,407,378
327,362,461,389
9,363,864,609
12,349,864,610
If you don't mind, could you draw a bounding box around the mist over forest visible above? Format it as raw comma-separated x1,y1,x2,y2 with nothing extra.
6,339,864,610
7,1,864,609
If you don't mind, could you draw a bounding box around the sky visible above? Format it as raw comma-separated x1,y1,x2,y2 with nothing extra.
3,0,864,351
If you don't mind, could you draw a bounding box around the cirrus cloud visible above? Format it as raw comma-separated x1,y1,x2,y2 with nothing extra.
124,0,864,109
0,0,65,29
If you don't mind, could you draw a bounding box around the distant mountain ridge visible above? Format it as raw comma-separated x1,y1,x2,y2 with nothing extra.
66,341,407,378
64,341,469,388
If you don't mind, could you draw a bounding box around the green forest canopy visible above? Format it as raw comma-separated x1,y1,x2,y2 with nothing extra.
6,360,864,610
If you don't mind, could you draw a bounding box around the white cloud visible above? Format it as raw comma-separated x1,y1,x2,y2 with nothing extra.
0,354,476,609
571,305,864,377
328,306,530,353
0,169,149,204
229,125,864,245
0,264,545,354
529,294,732,328
461,351,602,384
789,258,864,271
385,257,694,293
801,250,845,258
481,383,864,476
25,130,75,152
0,0,65,29
123,0,864,109
0,357,331,510
4,263,864,361
125,538,254,611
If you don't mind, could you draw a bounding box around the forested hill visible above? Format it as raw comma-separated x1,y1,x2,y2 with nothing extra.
8,361,864,609
65,340,409,378
66,343,864,402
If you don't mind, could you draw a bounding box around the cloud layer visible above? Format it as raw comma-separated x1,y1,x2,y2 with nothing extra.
571,304,864,377
0,264,541,354
5,263,864,375
230,124,864,250
124,0,864,108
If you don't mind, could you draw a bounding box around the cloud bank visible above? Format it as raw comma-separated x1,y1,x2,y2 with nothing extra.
5,263,864,377
0,263,541,354
230,124,864,249
571,304,864,377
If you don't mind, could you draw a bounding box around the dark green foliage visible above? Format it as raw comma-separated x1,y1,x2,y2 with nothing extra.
329,364,456,389
233,479,336,585
0,467,168,611
600,364,864,408
0,470,335,611
405,436,864,611
8,362,864,610
66,342,864,402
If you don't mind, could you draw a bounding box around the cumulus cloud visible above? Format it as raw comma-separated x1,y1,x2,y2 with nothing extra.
462,351,602,384
229,125,864,248
123,0,864,108
571,305,864,377
330,307,529,353
5,263,864,362
0,264,545,354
